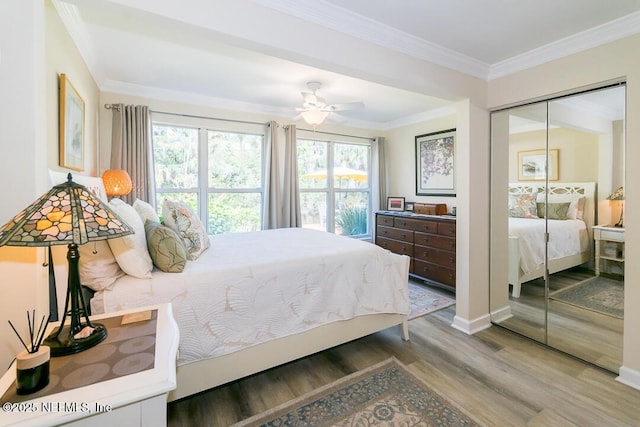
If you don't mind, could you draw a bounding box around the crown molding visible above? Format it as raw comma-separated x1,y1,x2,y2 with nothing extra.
253,1,640,81
250,0,490,79
489,11,640,79
52,0,107,86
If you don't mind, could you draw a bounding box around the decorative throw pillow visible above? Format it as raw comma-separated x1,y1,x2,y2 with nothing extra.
107,198,153,278
79,240,125,291
536,193,585,220
508,193,537,218
145,220,187,273
536,202,571,220
133,199,160,224
162,199,210,260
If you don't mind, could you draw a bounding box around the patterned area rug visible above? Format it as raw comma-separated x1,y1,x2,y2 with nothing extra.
409,281,456,320
234,358,479,427
550,277,623,319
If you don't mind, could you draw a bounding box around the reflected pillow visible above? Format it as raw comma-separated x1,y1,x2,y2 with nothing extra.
162,199,210,260
145,220,187,273
536,193,585,220
509,193,537,218
536,202,571,220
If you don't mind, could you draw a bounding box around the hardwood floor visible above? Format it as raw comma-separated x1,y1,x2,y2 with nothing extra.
167,305,639,426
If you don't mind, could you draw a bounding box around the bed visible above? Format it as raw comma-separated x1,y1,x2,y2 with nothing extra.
91,227,410,401
48,172,411,401
508,182,595,298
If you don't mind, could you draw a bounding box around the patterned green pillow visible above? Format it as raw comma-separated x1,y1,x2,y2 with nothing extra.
536,202,571,220
144,220,187,272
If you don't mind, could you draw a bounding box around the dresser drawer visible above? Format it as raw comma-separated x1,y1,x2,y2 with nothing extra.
377,225,413,242
413,260,456,287
376,214,394,227
376,237,414,257
409,219,439,234
414,232,456,251
437,221,456,237
414,245,455,268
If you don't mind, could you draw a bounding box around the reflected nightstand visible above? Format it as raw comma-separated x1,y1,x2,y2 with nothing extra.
593,225,625,276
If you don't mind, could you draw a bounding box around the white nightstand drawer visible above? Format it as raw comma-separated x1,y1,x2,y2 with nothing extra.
600,230,624,242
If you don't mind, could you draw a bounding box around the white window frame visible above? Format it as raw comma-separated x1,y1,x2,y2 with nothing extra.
151,113,266,233
297,131,373,239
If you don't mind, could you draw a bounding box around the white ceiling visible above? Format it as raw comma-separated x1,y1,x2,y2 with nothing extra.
54,0,640,129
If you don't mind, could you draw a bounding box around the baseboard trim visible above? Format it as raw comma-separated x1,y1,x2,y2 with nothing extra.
490,305,513,323
451,313,492,335
616,366,640,390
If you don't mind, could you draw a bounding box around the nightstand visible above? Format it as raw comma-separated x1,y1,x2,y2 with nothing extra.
0,304,179,427
593,225,625,276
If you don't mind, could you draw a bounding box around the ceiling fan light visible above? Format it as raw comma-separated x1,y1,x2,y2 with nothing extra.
301,109,329,126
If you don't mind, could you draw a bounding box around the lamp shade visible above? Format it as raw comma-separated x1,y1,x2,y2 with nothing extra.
102,169,133,197
607,187,624,201
0,174,134,356
0,174,133,247
301,109,329,127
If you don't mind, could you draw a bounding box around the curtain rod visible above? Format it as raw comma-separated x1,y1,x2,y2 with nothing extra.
293,126,375,141
104,104,268,126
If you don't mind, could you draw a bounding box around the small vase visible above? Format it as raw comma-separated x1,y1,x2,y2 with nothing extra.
16,346,50,395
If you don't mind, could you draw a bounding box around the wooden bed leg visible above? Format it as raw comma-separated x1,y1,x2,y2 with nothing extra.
400,319,410,341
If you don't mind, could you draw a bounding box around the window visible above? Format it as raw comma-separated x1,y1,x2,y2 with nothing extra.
297,136,371,238
152,117,264,234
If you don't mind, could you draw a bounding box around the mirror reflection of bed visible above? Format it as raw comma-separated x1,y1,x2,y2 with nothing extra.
490,84,625,374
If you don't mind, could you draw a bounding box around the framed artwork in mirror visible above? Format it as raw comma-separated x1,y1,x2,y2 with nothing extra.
59,73,85,172
518,149,559,181
415,128,456,196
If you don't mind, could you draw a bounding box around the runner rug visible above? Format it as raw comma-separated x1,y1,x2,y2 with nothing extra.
408,281,456,320
234,357,479,426
550,276,623,319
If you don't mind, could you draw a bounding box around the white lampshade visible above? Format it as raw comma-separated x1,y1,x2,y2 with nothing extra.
301,109,329,126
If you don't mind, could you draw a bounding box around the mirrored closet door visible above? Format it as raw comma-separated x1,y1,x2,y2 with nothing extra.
489,84,625,372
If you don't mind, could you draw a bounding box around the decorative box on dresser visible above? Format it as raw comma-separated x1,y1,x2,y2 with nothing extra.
375,211,456,291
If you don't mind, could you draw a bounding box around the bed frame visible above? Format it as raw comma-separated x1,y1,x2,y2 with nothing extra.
51,172,410,401
508,182,596,298
170,314,408,401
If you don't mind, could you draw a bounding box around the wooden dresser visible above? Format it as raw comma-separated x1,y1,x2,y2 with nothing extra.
375,211,456,291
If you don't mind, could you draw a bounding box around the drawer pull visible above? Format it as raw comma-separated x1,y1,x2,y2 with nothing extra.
449,257,454,263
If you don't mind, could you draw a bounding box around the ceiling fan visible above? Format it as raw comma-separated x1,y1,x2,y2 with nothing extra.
296,81,365,127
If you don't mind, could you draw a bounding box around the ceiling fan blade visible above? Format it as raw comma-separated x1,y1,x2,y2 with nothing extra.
326,112,347,123
325,102,365,112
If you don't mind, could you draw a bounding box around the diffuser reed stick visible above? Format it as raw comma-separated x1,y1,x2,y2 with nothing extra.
8,311,50,354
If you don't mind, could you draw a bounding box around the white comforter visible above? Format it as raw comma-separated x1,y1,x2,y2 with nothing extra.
91,228,410,366
509,218,588,274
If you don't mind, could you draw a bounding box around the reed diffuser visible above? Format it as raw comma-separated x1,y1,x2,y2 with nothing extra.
9,310,51,394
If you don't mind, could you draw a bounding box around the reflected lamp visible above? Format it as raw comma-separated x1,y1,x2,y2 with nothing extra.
0,174,133,356
607,186,624,228
102,169,133,198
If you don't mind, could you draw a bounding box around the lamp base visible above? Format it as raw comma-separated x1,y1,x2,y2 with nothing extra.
43,323,107,357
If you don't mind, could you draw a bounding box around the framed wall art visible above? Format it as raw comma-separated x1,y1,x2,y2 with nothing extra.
415,128,456,196
387,197,405,211
517,149,559,181
59,73,85,171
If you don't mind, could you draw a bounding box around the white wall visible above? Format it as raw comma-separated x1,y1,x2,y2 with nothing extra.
385,115,457,213
0,0,101,372
488,33,640,387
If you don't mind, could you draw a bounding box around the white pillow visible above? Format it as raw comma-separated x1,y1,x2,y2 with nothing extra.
162,199,210,260
133,199,160,224
79,240,125,292
536,193,585,220
107,198,153,278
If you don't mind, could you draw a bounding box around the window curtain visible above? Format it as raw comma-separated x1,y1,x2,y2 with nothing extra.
282,125,301,227
263,121,280,229
109,104,153,205
372,137,388,210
